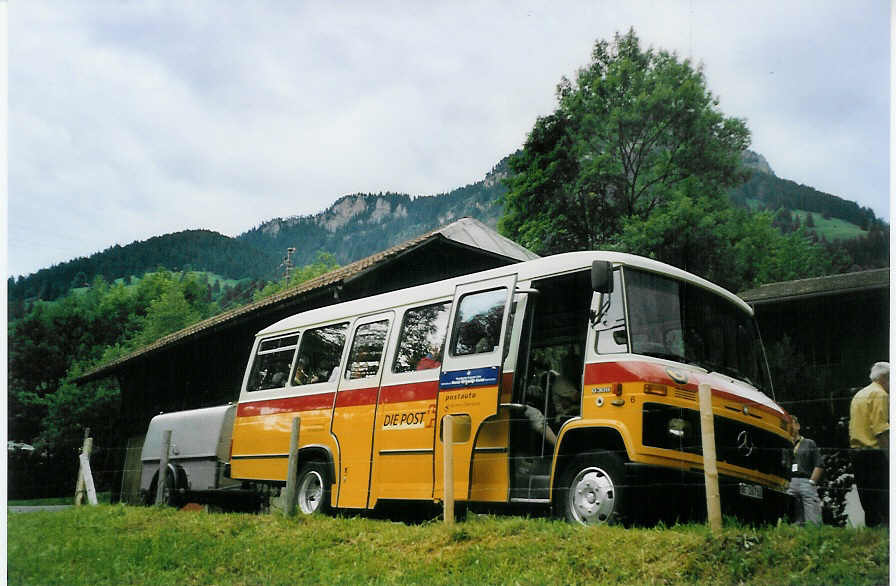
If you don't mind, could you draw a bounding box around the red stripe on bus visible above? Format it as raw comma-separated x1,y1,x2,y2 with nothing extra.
379,380,439,405
236,392,336,417
584,361,784,418
585,361,671,386
334,386,380,408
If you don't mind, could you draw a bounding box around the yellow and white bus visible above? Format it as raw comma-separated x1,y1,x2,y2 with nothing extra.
227,251,793,524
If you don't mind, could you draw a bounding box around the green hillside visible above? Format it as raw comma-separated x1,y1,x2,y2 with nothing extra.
236,158,509,269
742,199,869,241
65,271,247,295
793,211,867,241
8,230,279,304
730,168,878,231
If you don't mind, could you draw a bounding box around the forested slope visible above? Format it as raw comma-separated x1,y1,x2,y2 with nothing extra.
8,230,279,304
236,158,508,268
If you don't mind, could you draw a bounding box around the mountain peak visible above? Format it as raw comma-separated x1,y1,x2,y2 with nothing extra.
742,150,775,176
314,193,411,232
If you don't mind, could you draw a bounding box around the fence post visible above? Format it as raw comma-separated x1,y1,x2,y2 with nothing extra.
74,431,93,506
79,451,98,505
283,417,301,517
155,430,173,506
698,383,722,533
443,414,455,525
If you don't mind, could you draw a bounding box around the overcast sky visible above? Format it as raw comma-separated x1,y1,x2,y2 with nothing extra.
7,1,890,278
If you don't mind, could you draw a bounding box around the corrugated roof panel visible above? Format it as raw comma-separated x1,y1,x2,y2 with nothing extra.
440,217,539,261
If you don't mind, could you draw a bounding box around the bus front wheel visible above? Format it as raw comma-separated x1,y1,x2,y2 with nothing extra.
296,461,331,515
557,451,625,525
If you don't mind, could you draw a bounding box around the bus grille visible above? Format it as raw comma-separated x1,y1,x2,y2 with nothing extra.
642,403,789,479
714,415,790,478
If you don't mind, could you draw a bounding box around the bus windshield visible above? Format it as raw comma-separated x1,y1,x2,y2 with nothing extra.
623,268,772,394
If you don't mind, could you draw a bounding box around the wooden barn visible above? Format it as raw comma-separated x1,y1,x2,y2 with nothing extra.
76,218,538,501
739,268,890,438
740,269,889,394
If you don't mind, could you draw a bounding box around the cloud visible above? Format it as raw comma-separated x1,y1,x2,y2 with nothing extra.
7,1,889,277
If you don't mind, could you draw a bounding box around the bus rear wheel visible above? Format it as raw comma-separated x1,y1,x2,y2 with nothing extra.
296,461,331,515
557,451,625,526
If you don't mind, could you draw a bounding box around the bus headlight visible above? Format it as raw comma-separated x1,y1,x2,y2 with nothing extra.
668,417,689,438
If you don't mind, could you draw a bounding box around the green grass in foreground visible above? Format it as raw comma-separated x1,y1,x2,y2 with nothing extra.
7,506,888,585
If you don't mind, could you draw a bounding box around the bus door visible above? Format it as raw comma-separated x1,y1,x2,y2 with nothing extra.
469,290,531,501
331,312,393,509
434,274,517,502
506,270,592,500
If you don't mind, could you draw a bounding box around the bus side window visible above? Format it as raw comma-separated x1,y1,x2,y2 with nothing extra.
593,270,627,354
392,301,451,373
451,288,507,356
292,323,348,386
346,320,390,380
246,334,299,392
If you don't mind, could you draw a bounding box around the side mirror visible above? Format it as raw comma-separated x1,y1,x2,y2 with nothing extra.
591,260,614,293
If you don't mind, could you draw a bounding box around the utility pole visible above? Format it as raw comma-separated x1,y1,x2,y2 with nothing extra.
281,247,296,284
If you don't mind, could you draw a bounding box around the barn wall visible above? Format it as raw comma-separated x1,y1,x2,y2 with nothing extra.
114,241,518,441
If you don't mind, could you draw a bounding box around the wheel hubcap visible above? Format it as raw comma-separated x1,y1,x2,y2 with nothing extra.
298,470,323,514
569,466,615,525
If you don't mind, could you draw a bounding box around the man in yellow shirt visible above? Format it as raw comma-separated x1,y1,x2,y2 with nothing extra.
849,362,889,527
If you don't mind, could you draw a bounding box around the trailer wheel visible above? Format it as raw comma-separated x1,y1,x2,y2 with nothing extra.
145,469,177,507
296,461,331,515
556,451,625,526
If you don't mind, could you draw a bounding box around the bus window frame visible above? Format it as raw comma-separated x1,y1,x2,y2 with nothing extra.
238,318,353,405
340,312,394,389
442,277,517,376
379,298,453,389
292,320,351,387
501,288,531,377
244,332,301,393
587,267,630,359
389,300,453,376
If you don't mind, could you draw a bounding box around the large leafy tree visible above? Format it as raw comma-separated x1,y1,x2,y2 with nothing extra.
612,191,833,292
500,29,750,254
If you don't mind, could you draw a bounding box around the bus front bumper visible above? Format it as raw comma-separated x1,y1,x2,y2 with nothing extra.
623,462,794,525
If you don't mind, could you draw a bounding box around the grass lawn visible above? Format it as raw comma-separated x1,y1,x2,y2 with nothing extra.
7,506,888,585
740,199,867,241
791,211,867,241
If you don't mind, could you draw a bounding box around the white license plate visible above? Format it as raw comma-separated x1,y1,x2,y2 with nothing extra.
738,483,763,500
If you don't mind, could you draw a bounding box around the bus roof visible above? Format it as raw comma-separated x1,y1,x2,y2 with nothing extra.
257,251,752,337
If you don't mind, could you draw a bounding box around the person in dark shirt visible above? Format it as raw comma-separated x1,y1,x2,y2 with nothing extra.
789,416,824,525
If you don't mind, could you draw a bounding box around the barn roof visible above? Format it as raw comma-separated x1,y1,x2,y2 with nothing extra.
76,218,537,382
738,268,889,305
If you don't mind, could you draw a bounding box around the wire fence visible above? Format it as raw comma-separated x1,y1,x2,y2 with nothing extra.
6,381,883,525
8,421,886,527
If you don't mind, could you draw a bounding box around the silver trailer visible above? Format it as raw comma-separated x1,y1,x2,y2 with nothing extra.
140,404,259,509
